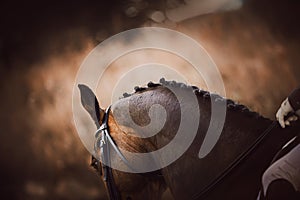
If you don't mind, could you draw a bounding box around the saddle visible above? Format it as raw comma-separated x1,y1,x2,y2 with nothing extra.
270,135,299,164
257,135,300,200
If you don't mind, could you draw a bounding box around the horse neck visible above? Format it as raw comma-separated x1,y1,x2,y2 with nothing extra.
204,122,300,200
110,85,298,199
162,100,299,199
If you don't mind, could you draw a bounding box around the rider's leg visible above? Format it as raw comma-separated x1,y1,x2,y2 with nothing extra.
264,179,299,200
261,144,300,199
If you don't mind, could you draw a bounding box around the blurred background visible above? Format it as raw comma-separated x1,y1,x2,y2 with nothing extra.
1,0,300,199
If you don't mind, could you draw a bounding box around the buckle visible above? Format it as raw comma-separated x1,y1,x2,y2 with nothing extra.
100,137,106,147
99,123,108,131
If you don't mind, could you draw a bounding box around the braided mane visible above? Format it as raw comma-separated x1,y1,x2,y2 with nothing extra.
121,78,264,119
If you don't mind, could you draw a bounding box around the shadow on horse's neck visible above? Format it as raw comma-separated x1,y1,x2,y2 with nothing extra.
195,121,299,200
158,99,298,199
110,82,298,200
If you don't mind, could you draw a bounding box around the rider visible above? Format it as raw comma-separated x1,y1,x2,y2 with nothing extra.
260,88,300,199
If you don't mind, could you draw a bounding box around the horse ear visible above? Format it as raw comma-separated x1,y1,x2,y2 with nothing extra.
78,84,104,128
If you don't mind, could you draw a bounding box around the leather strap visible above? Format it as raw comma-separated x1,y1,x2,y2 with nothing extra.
94,106,121,200
93,106,163,199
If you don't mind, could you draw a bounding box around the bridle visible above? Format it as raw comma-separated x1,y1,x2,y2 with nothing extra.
93,106,123,200
92,106,162,200
92,106,278,200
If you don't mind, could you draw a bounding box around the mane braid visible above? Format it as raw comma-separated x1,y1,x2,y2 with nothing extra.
120,78,264,120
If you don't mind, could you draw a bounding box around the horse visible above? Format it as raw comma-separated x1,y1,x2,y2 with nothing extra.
78,79,299,200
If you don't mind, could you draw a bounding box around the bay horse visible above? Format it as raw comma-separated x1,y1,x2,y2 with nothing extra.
78,79,299,200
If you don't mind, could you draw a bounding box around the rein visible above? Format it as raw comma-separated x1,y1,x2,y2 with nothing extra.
192,121,278,199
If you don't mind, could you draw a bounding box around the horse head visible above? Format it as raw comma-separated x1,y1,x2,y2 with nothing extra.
78,84,167,200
